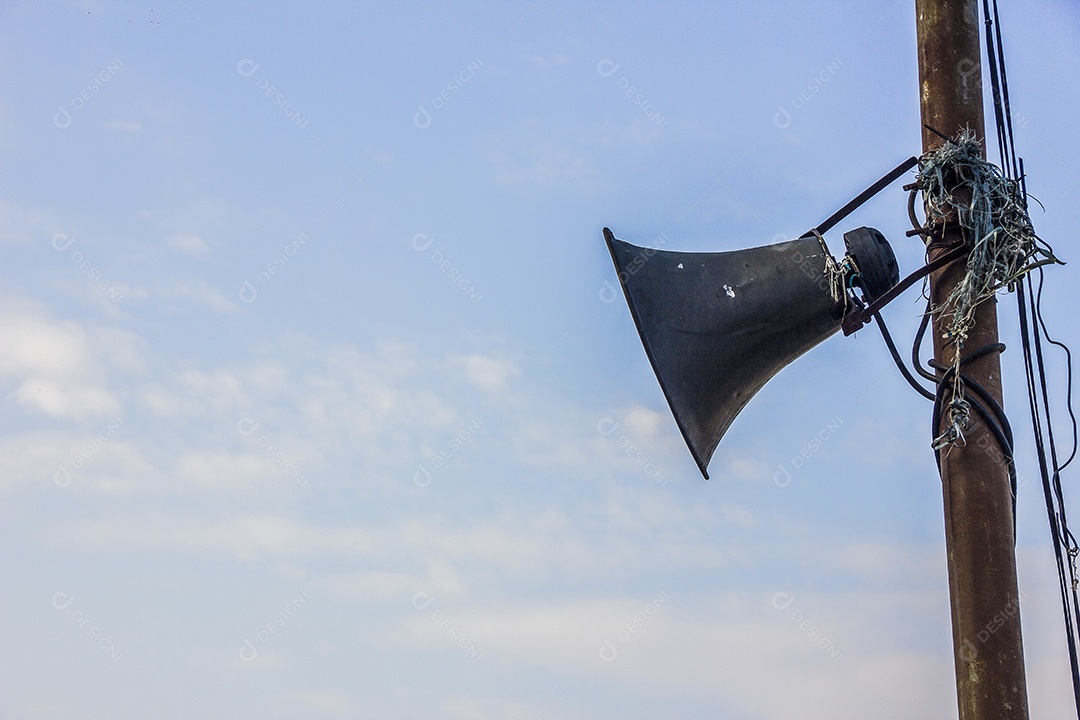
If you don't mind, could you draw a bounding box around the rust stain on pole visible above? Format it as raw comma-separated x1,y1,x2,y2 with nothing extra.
916,0,1030,718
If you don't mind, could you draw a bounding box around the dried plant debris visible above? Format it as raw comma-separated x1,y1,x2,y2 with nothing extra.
918,129,1060,350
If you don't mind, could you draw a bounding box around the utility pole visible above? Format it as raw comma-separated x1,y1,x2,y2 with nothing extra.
916,1,1030,717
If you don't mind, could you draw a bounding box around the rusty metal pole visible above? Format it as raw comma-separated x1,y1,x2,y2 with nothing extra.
916,0,1030,717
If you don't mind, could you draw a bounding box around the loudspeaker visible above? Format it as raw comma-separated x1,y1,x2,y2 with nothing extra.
605,226,897,478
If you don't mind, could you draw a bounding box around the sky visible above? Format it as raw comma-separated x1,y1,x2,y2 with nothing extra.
2,1,1079,718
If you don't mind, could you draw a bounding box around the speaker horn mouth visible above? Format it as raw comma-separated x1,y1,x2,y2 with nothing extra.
604,225,900,478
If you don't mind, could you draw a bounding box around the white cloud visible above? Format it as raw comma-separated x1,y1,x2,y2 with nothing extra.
0,305,1063,717
15,377,120,419
437,588,955,720
315,570,428,602
0,425,153,494
6,313,1071,716
621,405,669,440
63,514,376,560
0,312,88,379
89,325,146,374
451,353,519,393
441,696,538,720
0,201,52,245
176,451,282,492
168,281,235,311
280,691,352,715
167,233,207,254
0,310,127,419
0,431,77,493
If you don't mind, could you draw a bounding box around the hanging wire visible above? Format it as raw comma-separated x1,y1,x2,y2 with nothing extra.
877,11,1080,704
982,0,1080,711
902,155,1018,503
844,11,1080,704
1017,272,1080,713
1034,268,1079,473
871,190,1021,515
873,311,936,401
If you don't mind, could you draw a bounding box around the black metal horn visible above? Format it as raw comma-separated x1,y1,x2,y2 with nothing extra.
604,226,898,478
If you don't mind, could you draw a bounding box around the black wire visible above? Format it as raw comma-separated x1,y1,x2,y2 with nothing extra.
888,2,1080,709
1028,274,1080,682
860,231,1017,492
927,345,1018,511
982,0,1011,171
1018,277,1080,712
901,11,1080,702
983,0,1080,709
874,312,936,400
905,191,939,385
993,0,1021,179
1035,266,1079,471
929,355,1015,454
1031,277,1070,530
902,175,1016,502
912,295,937,383
978,0,1080,708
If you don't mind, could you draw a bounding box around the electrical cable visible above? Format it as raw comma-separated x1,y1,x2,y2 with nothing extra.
873,311,936,401
1018,275,1080,712
865,2,1080,707
983,0,1080,709
912,296,937,383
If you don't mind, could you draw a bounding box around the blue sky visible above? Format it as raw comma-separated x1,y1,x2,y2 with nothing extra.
2,1,1079,718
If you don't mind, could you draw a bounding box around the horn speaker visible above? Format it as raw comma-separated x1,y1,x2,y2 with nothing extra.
605,226,897,478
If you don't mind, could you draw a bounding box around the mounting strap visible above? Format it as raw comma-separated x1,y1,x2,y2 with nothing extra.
811,156,919,236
